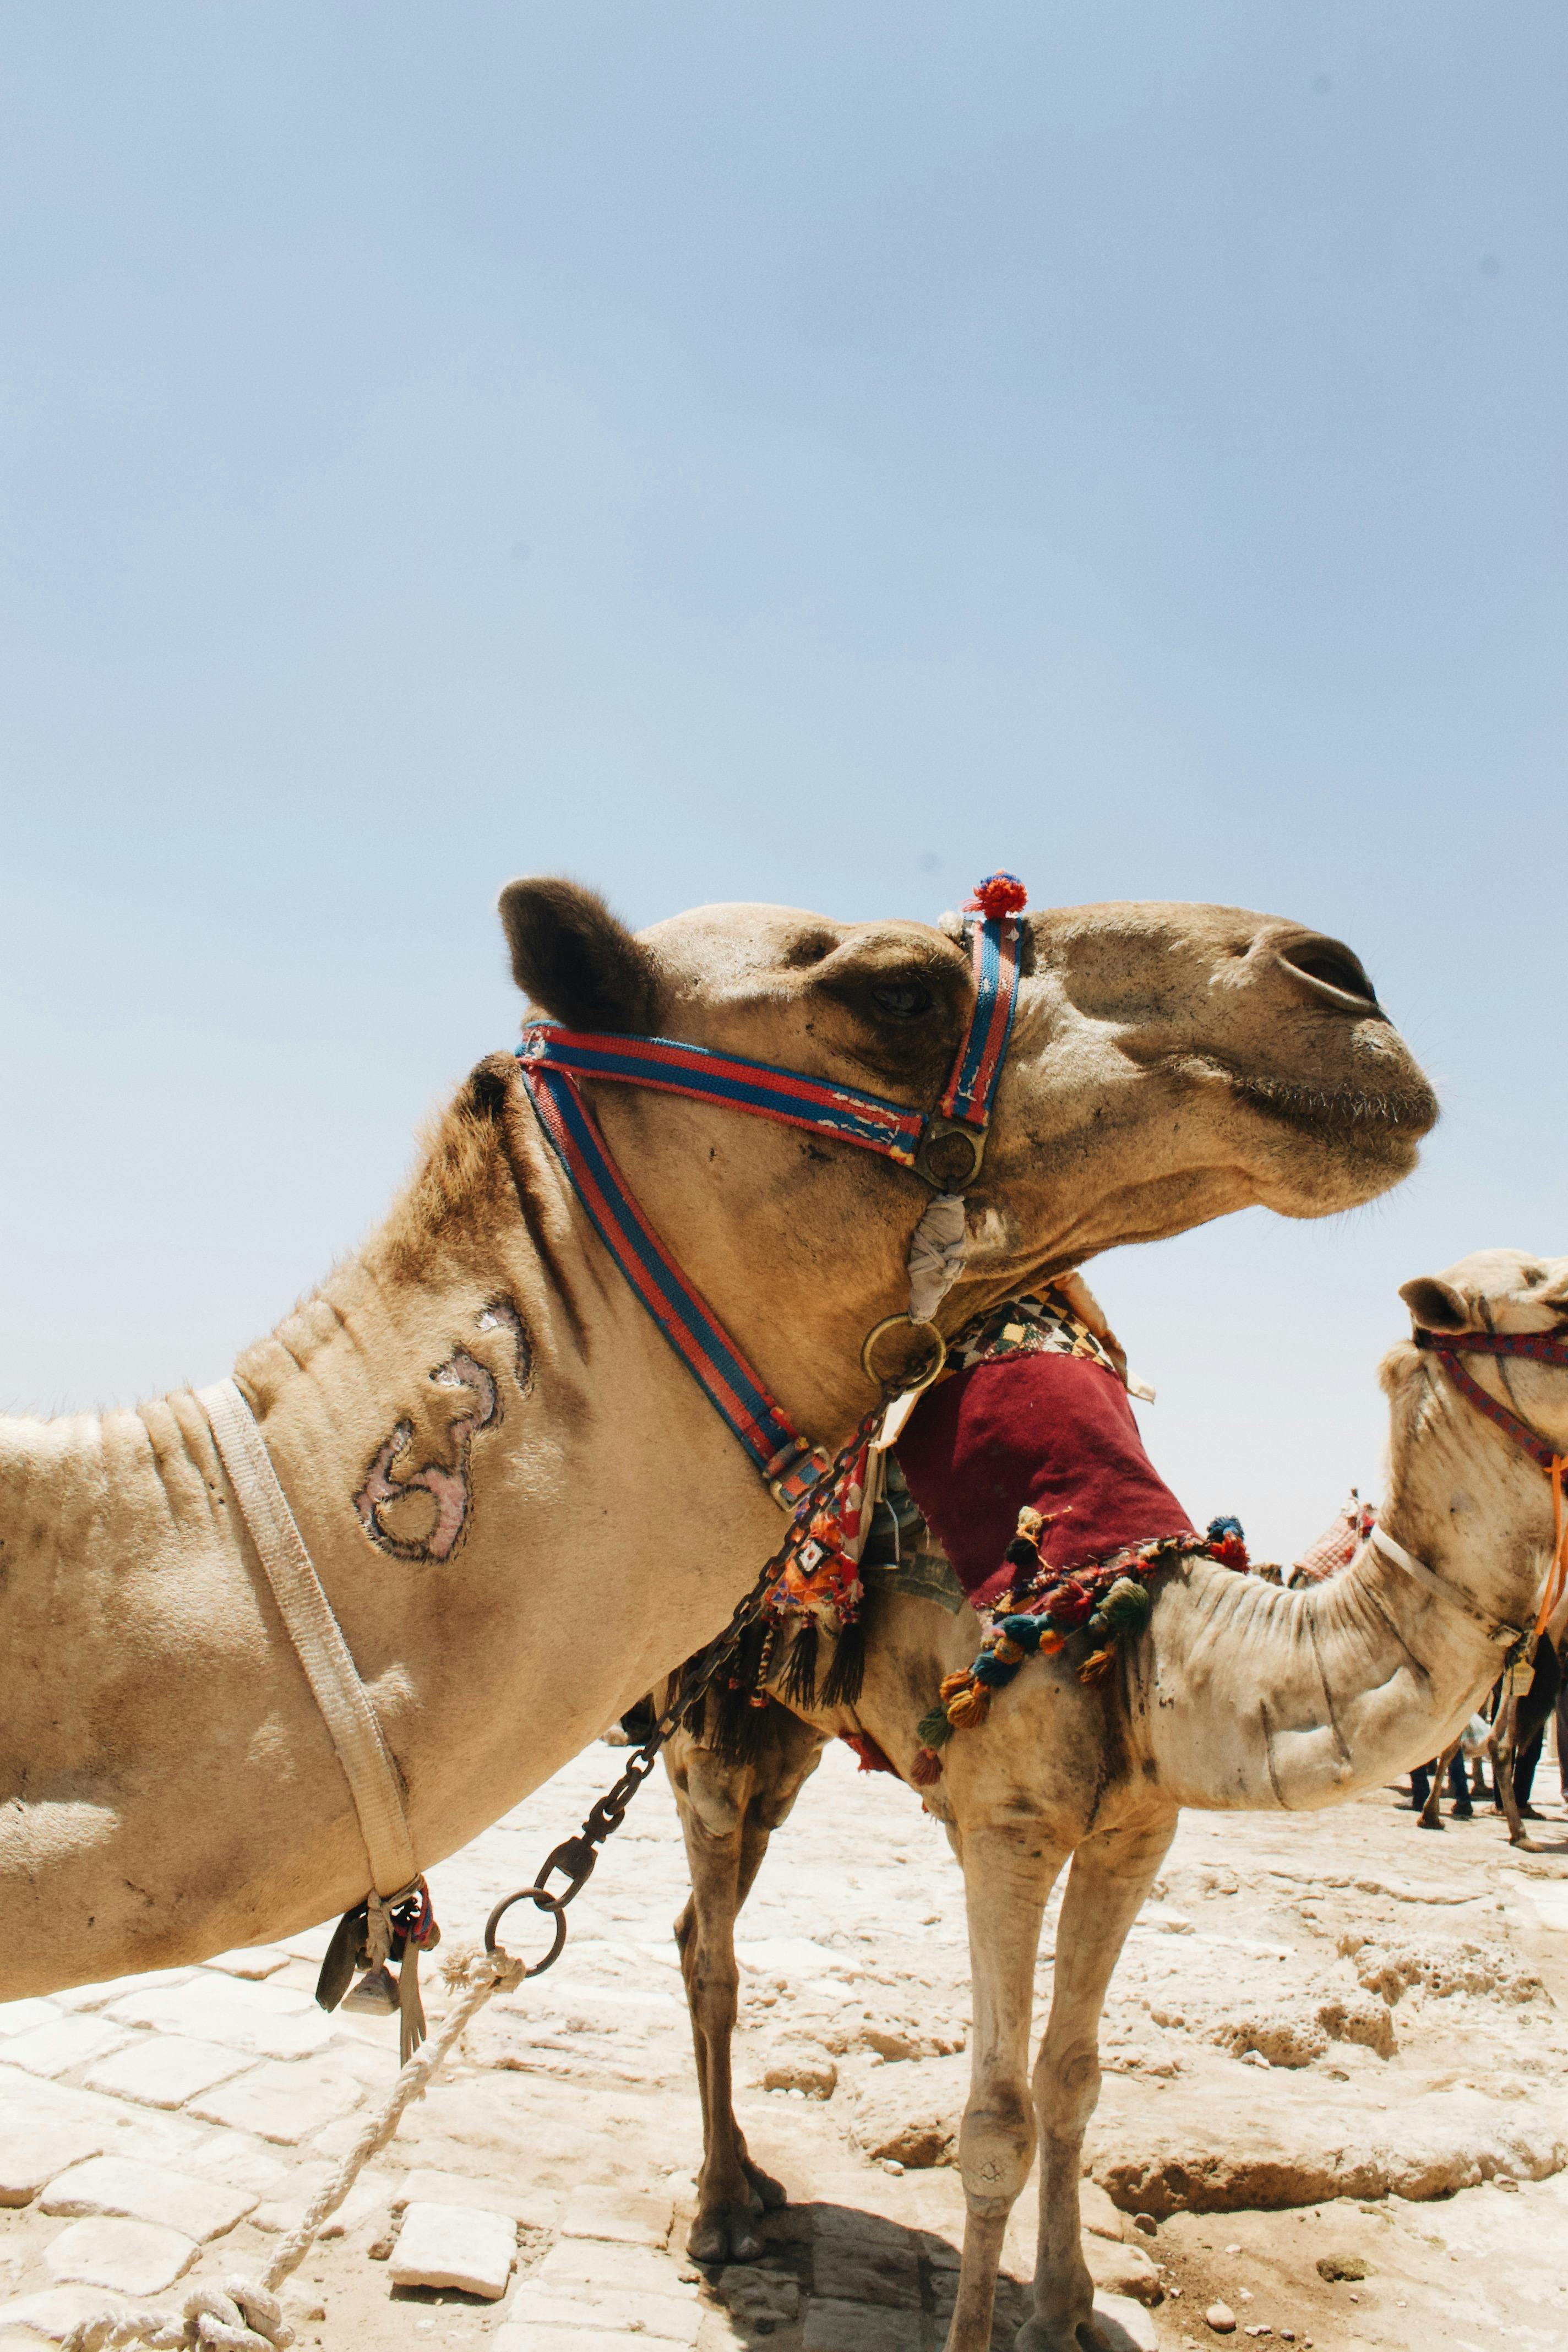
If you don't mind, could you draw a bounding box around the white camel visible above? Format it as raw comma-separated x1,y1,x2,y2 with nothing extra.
1,882,1433,1998
662,1248,1568,2352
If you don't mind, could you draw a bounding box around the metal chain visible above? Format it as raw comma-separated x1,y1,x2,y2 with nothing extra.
483,1403,889,1978
481,1545,791,1974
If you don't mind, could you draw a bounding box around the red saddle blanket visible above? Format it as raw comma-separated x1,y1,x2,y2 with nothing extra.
896,1351,1194,1609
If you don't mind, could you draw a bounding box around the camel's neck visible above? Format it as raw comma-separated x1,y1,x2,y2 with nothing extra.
1136,1353,1553,1811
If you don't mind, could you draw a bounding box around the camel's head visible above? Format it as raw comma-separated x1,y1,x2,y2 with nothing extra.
1400,1249,1568,1339
980,900,1438,1272
1390,1249,1568,1479
498,881,1436,1291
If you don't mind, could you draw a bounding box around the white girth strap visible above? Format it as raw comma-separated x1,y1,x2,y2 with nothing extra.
1368,1522,1524,1648
200,1379,418,1899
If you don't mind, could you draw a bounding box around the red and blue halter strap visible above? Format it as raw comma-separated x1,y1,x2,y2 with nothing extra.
1417,1328,1568,1473
939,873,1027,1129
514,874,1028,1510
518,1029,926,1166
520,1056,827,1502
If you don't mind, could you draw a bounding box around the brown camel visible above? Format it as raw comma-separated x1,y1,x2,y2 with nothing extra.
662,1249,1567,2352
1,885,1433,1999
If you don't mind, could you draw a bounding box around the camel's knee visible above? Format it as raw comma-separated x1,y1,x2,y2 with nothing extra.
679,1935,740,2022
1036,2041,1101,2141
957,2086,1036,2209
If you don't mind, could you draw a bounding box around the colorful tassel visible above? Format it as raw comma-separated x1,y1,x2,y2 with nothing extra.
819,1614,867,1708
780,1618,820,1709
965,873,1029,918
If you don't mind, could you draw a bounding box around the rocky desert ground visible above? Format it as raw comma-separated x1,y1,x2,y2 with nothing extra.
3,1733,1567,2352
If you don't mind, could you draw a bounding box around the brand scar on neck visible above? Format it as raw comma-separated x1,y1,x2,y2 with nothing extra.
353,1298,532,1564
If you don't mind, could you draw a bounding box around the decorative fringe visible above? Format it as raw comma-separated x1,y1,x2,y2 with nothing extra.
819,1615,867,1709
780,1618,821,1709
911,1746,944,1786
707,1677,773,1767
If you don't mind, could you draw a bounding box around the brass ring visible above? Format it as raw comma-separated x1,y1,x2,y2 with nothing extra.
861,1315,948,1395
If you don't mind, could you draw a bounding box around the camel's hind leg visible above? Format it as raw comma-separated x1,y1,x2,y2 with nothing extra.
938,1818,1071,2352
663,1707,830,2263
1021,1814,1177,2352
1418,1739,1461,1830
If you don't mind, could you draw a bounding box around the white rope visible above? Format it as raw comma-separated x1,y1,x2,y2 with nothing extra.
906,1191,967,1325
61,1948,526,2352
198,1380,417,1900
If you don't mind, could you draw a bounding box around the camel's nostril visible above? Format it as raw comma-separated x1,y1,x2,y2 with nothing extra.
1277,938,1383,1014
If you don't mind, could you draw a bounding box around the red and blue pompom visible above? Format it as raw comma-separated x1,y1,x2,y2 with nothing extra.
964,873,1028,919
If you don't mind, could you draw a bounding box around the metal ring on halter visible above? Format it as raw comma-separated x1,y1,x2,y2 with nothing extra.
861,1316,948,1396
483,1885,569,1978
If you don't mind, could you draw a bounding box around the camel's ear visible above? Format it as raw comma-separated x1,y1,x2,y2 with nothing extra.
498,879,663,1035
1398,1275,1473,1333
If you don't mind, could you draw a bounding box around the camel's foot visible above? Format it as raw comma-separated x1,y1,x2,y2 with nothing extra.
1417,1812,1445,1831
686,2157,787,2263
1014,2311,1109,2352
688,2199,767,2263
1509,1831,1542,1851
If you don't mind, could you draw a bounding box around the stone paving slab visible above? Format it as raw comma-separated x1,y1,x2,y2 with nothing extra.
508,2277,704,2343
43,2214,198,2296
0,2015,132,2081
0,2000,61,2039
39,2154,257,2241
813,2236,922,2309
800,2298,924,2351
51,1971,197,2015
558,2181,674,2246
105,1973,331,2061
188,2056,367,2144
0,2285,117,2344
391,2166,558,2230
82,2033,254,2110
388,2200,516,2297
536,2236,698,2295
496,2325,646,2352
0,2116,107,2207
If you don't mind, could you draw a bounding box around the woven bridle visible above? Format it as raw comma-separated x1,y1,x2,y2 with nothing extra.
514,873,1027,1505
1414,1325,1568,1643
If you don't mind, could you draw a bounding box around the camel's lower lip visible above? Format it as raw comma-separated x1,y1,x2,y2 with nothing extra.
1228,1071,1440,1136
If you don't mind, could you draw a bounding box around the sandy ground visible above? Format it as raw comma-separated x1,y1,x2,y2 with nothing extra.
3,1735,1568,2352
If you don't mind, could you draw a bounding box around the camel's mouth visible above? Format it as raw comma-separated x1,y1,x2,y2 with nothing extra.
1228,1071,1440,1139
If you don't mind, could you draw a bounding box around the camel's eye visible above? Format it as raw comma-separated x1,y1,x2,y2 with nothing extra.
869,981,931,1020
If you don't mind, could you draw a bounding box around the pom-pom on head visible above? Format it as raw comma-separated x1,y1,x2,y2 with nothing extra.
964,872,1028,920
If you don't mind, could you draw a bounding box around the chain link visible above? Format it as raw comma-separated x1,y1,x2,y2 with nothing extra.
483,1390,901,1980
483,1544,784,1976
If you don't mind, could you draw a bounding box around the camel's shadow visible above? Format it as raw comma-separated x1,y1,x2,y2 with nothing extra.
700,2199,1150,2349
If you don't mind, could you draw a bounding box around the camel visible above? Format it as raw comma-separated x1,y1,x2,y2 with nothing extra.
1,881,1434,2001
661,1248,1568,2352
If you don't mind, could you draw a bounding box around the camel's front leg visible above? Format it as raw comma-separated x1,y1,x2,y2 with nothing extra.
665,1709,829,2262
1023,1814,1176,2352
942,1819,1070,2352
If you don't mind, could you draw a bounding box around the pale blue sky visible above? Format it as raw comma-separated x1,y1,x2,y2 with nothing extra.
3,4,1564,1556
